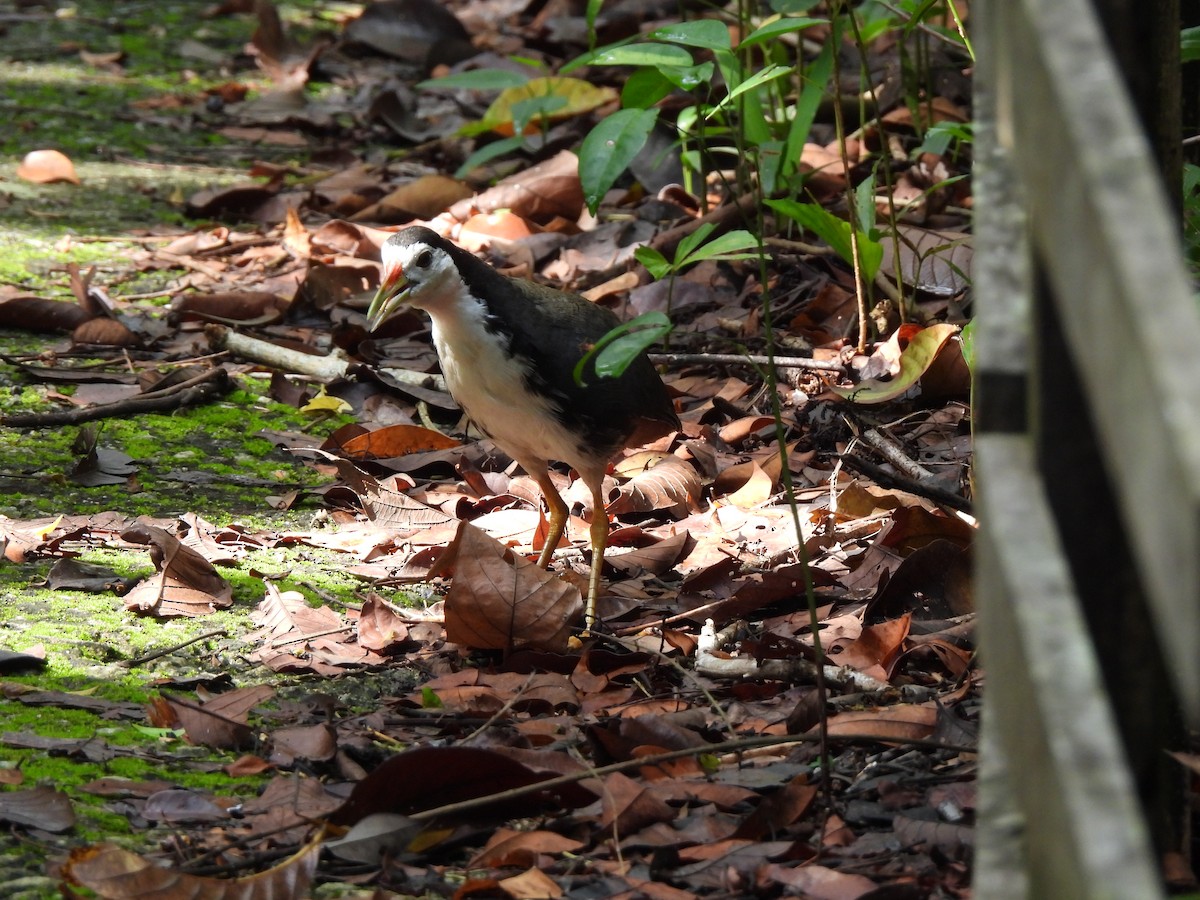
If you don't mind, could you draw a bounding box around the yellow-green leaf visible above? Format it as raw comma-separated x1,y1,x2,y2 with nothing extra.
832,324,960,404
479,77,618,135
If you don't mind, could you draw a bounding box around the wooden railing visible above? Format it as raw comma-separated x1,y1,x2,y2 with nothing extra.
973,0,1200,895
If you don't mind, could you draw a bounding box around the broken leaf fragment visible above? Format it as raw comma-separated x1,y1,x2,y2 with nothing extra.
17,149,81,185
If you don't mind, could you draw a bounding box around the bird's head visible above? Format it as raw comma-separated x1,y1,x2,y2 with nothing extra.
368,228,461,330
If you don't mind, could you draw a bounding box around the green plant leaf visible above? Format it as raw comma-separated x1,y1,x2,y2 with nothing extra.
622,67,674,108
659,62,715,91
573,312,673,384
1185,26,1200,62
783,40,834,176
831,324,960,404
511,94,568,133
674,222,717,266
738,16,825,50
585,43,695,68
578,108,659,214
454,134,526,177
768,199,883,280
648,19,731,50
634,246,672,279
417,69,530,91
959,319,975,375
771,0,822,11
586,0,604,49
678,229,761,266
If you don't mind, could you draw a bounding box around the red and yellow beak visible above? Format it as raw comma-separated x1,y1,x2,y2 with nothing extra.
367,264,410,331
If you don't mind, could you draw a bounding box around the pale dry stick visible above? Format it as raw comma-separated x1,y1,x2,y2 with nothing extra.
209,324,451,393
764,236,837,256
649,351,845,373
119,629,228,667
853,419,938,482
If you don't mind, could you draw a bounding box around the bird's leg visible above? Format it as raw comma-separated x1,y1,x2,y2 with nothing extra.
531,469,569,569
582,472,609,634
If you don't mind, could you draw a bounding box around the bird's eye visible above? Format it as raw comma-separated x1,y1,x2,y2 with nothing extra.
414,249,433,268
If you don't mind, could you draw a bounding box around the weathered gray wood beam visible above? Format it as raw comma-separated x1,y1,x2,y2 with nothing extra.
976,435,1164,899
992,0,1200,719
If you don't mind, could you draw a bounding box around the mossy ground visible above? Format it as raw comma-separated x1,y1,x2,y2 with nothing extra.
0,4,422,893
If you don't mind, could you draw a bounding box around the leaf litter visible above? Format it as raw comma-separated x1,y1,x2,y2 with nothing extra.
0,0,981,896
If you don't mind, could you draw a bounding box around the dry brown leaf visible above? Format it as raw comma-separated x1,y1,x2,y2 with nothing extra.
599,771,676,834
446,150,584,224
760,862,878,899
444,523,582,652
356,595,410,651
62,827,322,898
121,525,233,617
609,454,701,516
469,827,584,868
712,461,774,509
171,291,288,325
350,174,473,223
73,318,139,347
499,867,565,899
0,785,75,832
822,704,938,742
17,149,80,184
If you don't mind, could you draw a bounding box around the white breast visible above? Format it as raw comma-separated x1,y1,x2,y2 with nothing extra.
427,292,585,473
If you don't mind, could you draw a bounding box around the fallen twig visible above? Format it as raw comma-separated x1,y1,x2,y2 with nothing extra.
650,351,844,373
1,366,232,427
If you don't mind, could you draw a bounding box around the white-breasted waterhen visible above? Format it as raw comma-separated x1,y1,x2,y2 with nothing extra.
368,226,679,631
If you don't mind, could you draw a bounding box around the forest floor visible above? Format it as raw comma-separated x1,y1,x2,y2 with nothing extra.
0,1,978,898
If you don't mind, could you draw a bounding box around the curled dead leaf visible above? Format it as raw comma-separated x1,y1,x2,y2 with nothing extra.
444,522,583,652
609,453,702,516
17,149,80,185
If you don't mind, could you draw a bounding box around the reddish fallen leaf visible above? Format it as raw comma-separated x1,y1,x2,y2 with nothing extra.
356,595,410,651
834,613,911,679
340,423,461,459
269,723,337,766
17,149,80,185
822,704,938,743
225,755,274,777
599,771,676,833
444,522,582,652
468,827,584,868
